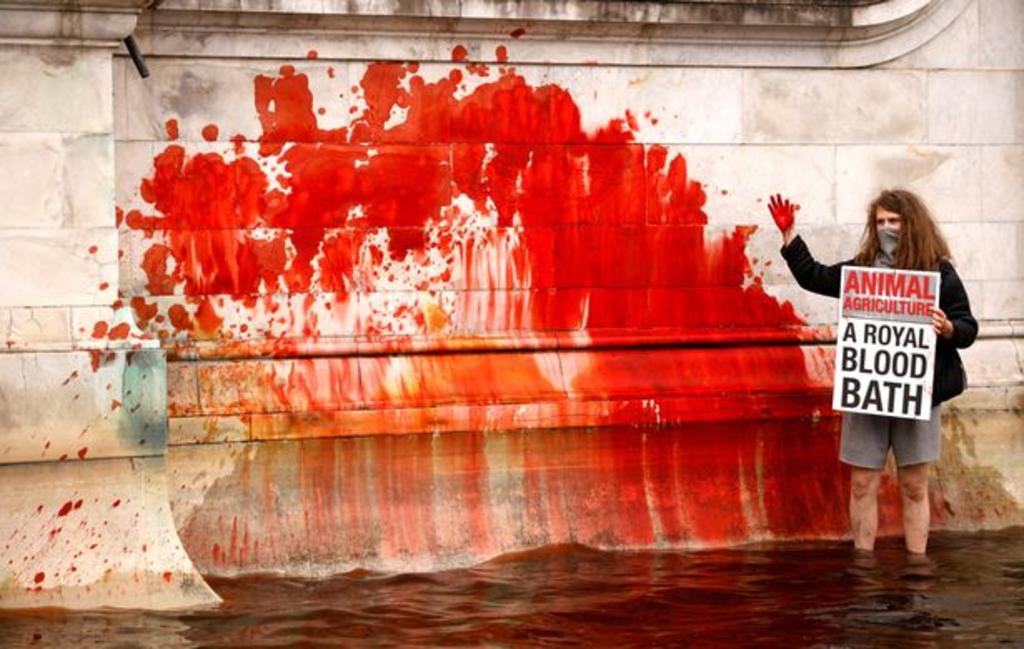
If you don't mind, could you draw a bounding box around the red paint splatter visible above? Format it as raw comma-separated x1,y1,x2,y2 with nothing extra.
33,572,44,584
165,119,180,140
327,66,335,79
130,297,159,328
510,28,526,39
58,453,68,461
61,371,79,386
77,447,88,459
107,323,131,340
112,499,121,508
88,245,98,254
91,321,109,339
306,49,318,60
123,55,810,421
99,282,109,291
495,46,508,63
451,45,469,62
111,400,121,411
162,571,173,582
74,499,83,509
57,501,73,517
201,124,219,141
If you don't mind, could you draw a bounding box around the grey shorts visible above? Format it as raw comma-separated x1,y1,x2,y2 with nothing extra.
840,406,942,469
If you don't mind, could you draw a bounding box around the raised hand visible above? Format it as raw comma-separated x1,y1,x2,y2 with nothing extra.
768,194,797,234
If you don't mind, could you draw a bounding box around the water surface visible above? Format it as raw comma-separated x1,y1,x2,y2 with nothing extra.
3,528,1023,647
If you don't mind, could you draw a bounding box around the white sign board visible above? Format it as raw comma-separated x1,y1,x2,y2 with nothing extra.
833,267,940,420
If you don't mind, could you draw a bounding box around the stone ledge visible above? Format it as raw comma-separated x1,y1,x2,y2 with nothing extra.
0,0,149,45
132,0,973,68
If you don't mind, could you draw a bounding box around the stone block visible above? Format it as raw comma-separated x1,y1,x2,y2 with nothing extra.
944,223,1022,281
672,144,835,229
64,134,115,229
978,0,1024,68
0,133,113,230
743,70,926,143
961,338,1023,387
0,349,167,465
0,306,71,349
542,66,743,144
0,133,63,228
0,46,112,133
884,0,979,70
0,456,219,609
122,56,352,142
169,415,250,445
927,71,1018,144
981,280,1024,320
835,145,981,224
0,228,117,307
115,140,155,209
981,146,1024,223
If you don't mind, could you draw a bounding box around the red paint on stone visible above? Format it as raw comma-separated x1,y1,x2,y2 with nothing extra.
112,499,121,508
88,245,98,254
57,501,73,517
306,49,318,60
91,321,108,339
510,28,526,38
495,45,508,63
451,45,469,62
165,119,180,140
77,447,88,460
123,55,812,427
107,323,131,340
201,124,219,141
33,572,44,584
162,571,173,582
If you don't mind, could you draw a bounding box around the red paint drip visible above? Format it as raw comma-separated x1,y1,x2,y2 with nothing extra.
165,119,180,140
495,45,509,63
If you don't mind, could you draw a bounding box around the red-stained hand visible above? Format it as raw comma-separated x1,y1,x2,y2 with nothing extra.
768,194,797,233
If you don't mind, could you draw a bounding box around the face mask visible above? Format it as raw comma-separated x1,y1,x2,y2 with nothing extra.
878,227,900,256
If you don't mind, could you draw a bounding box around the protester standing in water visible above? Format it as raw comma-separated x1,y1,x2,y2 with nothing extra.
770,189,977,554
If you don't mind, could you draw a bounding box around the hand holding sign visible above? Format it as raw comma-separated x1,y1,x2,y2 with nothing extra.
930,306,954,339
768,194,798,245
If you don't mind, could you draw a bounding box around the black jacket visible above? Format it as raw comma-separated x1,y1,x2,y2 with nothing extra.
781,235,978,406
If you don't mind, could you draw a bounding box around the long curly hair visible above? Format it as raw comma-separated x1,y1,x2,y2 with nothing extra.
853,188,951,270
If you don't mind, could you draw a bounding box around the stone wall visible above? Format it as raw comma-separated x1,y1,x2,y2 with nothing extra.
1,0,1021,604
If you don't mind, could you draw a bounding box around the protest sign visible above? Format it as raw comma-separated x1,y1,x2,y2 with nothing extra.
833,267,940,420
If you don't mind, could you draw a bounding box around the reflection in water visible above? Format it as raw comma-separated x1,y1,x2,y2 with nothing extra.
3,528,1023,647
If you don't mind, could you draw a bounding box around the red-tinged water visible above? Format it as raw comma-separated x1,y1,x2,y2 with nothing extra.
2,529,1024,647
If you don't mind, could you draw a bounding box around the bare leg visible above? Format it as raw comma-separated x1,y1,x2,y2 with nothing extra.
849,467,882,551
899,462,931,554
